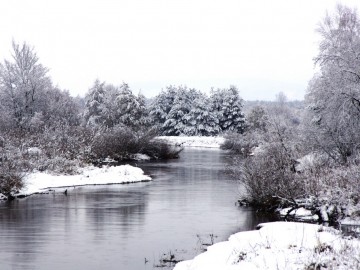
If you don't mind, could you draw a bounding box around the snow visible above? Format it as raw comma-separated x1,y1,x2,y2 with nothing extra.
19,165,151,196
174,221,360,270
279,207,319,221
156,136,224,148
341,217,360,226
295,153,316,172
131,153,151,161
27,147,42,156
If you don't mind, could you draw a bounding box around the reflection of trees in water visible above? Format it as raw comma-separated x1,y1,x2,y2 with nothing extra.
0,195,71,268
84,189,148,241
0,149,278,270
0,188,149,268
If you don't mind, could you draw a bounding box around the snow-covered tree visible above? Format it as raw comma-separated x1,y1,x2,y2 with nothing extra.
83,79,106,127
116,83,149,130
83,81,149,132
0,41,52,130
183,94,220,136
161,86,193,135
210,86,246,133
305,4,360,164
246,105,268,132
43,88,81,128
149,85,178,130
150,85,246,136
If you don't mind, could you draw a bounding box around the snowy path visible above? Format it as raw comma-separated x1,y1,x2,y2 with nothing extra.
18,165,151,196
174,221,360,270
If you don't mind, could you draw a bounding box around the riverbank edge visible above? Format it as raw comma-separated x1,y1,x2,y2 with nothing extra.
1,135,221,201
0,164,152,200
174,221,360,270
156,136,224,148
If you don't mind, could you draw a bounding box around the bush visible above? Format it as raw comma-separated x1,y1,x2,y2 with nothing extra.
142,138,182,159
301,163,360,223
221,131,262,157
89,127,182,163
230,142,304,210
0,146,30,199
90,127,139,161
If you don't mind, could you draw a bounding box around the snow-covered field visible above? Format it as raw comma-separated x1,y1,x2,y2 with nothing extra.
18,165,151,196
156,136,224,148
174,221,360,270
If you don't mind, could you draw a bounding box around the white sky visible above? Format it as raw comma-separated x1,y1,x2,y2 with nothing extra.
0,0,359,100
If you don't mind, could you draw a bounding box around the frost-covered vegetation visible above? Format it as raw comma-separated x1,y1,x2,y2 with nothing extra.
0,43,180,199
224,5,360,225
0,39,247,200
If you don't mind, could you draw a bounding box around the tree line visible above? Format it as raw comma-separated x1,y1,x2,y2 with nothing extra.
84,82,246,136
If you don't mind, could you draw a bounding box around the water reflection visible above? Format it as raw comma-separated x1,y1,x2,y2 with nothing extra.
0,149,275,270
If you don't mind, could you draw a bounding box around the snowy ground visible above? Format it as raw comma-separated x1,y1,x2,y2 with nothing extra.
17,165,151,196
278,207,319,221
156,136,224,148
174,221,360,270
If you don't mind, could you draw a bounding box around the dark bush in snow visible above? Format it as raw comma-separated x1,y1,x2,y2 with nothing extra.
230,143,303,210
0,145,30,199
90,127,141,161
142,139,182,160
89,127,182,163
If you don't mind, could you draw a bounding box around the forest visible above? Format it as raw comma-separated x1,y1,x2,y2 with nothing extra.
1,3,360,227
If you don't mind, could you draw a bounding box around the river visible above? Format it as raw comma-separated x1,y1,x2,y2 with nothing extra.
0,149,276,270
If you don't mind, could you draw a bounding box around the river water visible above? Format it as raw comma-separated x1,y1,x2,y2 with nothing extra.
0,149,275,270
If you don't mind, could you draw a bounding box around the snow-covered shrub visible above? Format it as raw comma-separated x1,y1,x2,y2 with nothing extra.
221,132,261,157
226,99,304,210
301,163,360,222
41,156,82,175
221,105,268,155
0,145,30,199
232,142,304,209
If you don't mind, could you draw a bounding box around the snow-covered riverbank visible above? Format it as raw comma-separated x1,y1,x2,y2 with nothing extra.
174,221,360,270
157,136,224,148
16,165,151,197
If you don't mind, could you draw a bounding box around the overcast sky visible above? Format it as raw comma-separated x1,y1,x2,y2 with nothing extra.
1,0,359,100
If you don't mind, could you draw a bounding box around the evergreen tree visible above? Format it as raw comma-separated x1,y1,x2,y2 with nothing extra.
210,86,246,133
83,79,106,127
116,83,149,130
162,86,192,135
149,85,177,130
183,94,220,136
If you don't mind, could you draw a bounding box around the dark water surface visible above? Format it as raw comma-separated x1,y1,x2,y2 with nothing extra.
0,149,275,270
